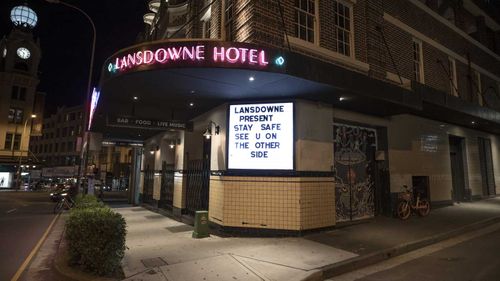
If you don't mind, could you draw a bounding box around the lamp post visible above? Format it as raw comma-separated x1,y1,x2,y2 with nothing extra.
17,114,37,189
46,0,96,192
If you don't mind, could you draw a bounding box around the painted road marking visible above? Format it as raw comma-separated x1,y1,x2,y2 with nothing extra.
6,209,17,214
10,213,60,281
329,222,500,281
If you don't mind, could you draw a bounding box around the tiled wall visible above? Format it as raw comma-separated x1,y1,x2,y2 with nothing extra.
209,176,335,231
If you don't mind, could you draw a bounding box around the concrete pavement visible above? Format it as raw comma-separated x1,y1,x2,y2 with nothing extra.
114,206,356,281
15,196,500,281
115,197,500,281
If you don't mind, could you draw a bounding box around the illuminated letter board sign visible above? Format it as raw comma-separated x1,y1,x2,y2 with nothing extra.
228,102,293,170
103,41,286,80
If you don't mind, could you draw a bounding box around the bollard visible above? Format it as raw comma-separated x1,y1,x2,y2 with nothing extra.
192,210,210,238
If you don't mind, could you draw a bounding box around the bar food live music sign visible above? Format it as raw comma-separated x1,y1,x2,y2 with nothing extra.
104,41,286,78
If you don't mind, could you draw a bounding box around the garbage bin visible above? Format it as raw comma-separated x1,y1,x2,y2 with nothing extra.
192,210,209,238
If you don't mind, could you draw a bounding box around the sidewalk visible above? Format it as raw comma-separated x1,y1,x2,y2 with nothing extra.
115,197,500,281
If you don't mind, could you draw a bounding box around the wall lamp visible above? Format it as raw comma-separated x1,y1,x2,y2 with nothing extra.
149,146,159,155
203,121,220,139
169,139,180,149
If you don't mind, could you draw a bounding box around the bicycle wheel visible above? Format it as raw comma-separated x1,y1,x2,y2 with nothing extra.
53,201,63,214
417,199,431,217
396,201,411,220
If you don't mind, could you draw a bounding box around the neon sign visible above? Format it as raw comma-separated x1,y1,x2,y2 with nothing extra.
106,42,284,75
88,87,100,130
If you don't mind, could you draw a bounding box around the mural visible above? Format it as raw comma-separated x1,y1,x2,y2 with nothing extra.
334,123,377,222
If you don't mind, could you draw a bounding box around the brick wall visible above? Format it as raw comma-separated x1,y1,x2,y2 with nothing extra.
162,0,500,109
210,0,222,38
383,0,499,76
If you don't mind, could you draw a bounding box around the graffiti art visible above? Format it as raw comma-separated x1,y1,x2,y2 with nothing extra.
334,123,377,222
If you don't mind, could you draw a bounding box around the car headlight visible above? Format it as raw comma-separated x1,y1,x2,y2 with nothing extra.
50,193,54,196
61,193,67,196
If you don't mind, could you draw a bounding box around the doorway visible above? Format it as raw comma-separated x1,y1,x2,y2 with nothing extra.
334,123,378,222
142,164,154,204
478,138,496,197
449,136,467,202
158,161,175,210
185,137,211,215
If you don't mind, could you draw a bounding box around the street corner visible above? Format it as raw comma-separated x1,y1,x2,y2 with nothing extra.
159,254,262,281
122,268,168,281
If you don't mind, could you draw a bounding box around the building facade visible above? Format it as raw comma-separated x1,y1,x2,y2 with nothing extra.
30,105,84,177
30,104,132,186
92,0,500,233
0,5,44,188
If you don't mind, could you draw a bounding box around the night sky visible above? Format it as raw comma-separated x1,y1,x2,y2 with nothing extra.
1,0,147,114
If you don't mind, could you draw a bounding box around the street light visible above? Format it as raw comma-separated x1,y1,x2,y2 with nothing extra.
45,0,96,192
17,114,37,189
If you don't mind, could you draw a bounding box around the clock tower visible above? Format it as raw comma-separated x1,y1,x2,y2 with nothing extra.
0,4,44,189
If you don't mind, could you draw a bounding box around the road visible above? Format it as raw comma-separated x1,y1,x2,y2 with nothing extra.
330,223,500,281
0,191,56,281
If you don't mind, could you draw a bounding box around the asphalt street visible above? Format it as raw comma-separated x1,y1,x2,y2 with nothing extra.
331,226,500,281
0,191,56,281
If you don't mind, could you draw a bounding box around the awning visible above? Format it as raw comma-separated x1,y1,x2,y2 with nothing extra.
92,39,500,141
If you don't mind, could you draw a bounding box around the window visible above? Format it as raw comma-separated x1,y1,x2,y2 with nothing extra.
4,133,13,150
56,128,60,138
61,142,66,152
70,127,75,136
70,113,76,121
333,1,353,56
55,143,59,153
77,125,82,135
62,127,67,137
13,134,21,150
68,141,73,151
49,143,53,153
225,0,235,41
295,0,316,43
11,86,18,99
19,87,26,101
65,114,70,121
8,108,23,124
412,38,424,83
203,19,212,39
11,86,27,101
448,57,458,96
44,144,48,153
78,112,83,119
473,70,482,105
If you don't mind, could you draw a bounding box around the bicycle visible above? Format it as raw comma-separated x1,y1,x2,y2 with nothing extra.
396,185,431,220
53,192,75,214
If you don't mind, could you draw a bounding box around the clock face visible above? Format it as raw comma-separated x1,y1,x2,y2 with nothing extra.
16,47,30,59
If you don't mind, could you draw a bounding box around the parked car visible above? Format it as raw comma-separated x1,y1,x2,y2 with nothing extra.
95,182,111,191
50,187,69,202
29,181,45,190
